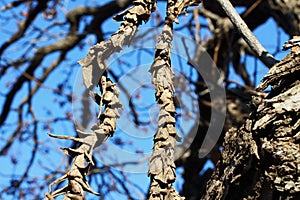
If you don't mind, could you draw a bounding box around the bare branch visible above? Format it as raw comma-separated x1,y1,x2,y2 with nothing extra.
216,0,278,68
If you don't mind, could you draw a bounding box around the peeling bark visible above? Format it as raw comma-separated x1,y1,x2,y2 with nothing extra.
202,37,300,200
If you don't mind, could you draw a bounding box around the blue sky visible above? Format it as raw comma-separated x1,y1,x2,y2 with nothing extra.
0,1,290,199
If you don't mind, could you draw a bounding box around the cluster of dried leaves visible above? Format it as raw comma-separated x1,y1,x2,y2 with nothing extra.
45,0,206,198
202,36,300,199
148,10,182,200
147,1,202,199
16,0,298,199
45,0,156,199
1,0,300,199
45,74,122,199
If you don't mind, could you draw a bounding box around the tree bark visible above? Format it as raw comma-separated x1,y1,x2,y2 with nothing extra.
202,36,300,200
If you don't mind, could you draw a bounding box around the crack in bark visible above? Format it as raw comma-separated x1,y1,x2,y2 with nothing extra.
202,36,300,200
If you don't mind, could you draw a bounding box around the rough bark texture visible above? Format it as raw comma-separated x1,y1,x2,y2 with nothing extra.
1,0,300,199
267,0,300,36
202,36,300,200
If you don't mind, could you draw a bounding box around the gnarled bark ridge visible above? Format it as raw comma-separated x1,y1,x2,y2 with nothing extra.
202,36,300,199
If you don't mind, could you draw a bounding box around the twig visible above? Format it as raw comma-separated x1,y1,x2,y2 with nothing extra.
216,0,278,68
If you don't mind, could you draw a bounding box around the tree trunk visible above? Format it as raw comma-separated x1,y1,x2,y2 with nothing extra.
202,37,300,199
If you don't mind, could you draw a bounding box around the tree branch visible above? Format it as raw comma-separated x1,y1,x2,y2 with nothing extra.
216,0,278,68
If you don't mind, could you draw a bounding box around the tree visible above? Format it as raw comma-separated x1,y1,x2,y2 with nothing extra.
0,0,299,199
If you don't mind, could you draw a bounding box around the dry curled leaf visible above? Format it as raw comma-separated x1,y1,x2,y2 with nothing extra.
47,1,156,199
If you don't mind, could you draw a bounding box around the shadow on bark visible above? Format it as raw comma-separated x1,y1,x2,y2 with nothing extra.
202,36,300,200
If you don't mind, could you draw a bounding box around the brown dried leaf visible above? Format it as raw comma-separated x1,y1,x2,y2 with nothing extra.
149,157,163,175
103,91,114,102
165,103,176,113
158,114,176,127
160,89,172,102
154,128,169,140
60,147,83,158
91,124,105,135
103,108,119,118
166,124,177,135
